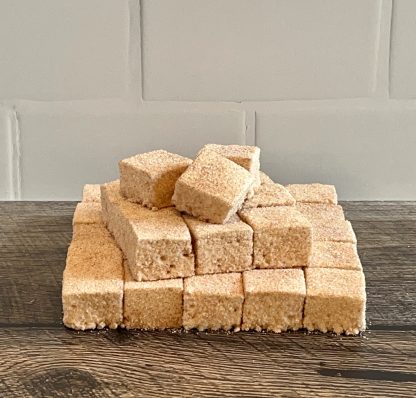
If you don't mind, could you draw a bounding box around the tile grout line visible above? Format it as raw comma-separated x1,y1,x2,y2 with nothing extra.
9,108,21,200
388,0,395,98
243,110,256,146
138,0,145,103
128,0,142,105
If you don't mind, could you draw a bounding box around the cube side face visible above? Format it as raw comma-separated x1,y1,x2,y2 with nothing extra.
120,162,153,207
124,286,183,329
103,196,136,270
82,184,101,203
313,220,357,244
194,233,254,275
243,184,295,209
173,179,231,224
253,226,312,268
287,184,338,205
152,165,189,208
242,291,304,332
63,290,123,331
183,293,243,331
310,242,362,270
303,295,366,335
73,202,103,225
132,238,194,281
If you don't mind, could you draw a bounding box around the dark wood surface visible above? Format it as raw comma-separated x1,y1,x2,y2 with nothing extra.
0,201,415,397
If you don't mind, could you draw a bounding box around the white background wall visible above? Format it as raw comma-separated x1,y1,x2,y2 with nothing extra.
0,0,415,200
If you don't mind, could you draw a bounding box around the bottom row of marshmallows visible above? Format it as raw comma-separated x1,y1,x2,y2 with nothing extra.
63,223,366,335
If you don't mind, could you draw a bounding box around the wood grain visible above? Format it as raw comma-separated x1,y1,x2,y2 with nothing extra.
0,201,415,396
0,328,415,397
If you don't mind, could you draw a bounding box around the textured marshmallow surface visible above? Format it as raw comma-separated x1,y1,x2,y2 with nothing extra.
310,241,362,270
183,273,244,331
82,184,101,203
304,268,366,335
120,150,192,209
239,207,312,268
313,220,357,243
287,183,338,205
296,203,345,224
123,262,183,329
243,269,306,332
73,202,103,226
101,180,194,281
184,214,254,275
296,203,355,243
172,149,253,224
62,223,124,331
202,144,261,185
242,182,295,209
259,171,274,185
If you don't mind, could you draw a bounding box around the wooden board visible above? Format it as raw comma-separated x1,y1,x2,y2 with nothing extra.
0,201,415,396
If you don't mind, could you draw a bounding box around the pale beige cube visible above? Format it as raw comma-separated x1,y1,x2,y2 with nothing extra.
101,181,194,281
82,184,101,202
239,207,312,268
123,262,183,330
183,273,244,331
296,203,355,243
73,202,103,226
119,150,192,209
304,268,366,335
202,144,260,186
242,182,295,209
287,183,338,205
313,220,357,243
172,149,253,224
242,269,306,332
296,203,345,225
184,215,253,275
310,242,362,270
62,224,124,330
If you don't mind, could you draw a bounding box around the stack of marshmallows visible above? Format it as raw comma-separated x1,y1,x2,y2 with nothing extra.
63,144,366,335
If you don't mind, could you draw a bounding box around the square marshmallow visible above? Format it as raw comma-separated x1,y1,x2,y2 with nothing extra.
82,184,101,202
119,150,192,209
123,262,183,330
310,241,362,270
62,224,124,330
183,273,244,331
172,149,253,224
304,268,366,335
242,182,295,209
239,207,312,268
184,214,254,275
202,144,260,186
243,269,306,332
287,183,338,205
101,181,194,281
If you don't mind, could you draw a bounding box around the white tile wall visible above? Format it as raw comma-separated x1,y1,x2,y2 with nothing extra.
19,110,244,200
0,0,415,200
0,0,130,100
142,0,382,101
390,0,416,98
256,103,416,200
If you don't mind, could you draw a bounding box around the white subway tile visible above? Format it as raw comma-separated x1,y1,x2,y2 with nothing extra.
256,104,416,200
142,0,382,101
0,0,130,100
19,110,245,200
390,0,416,98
